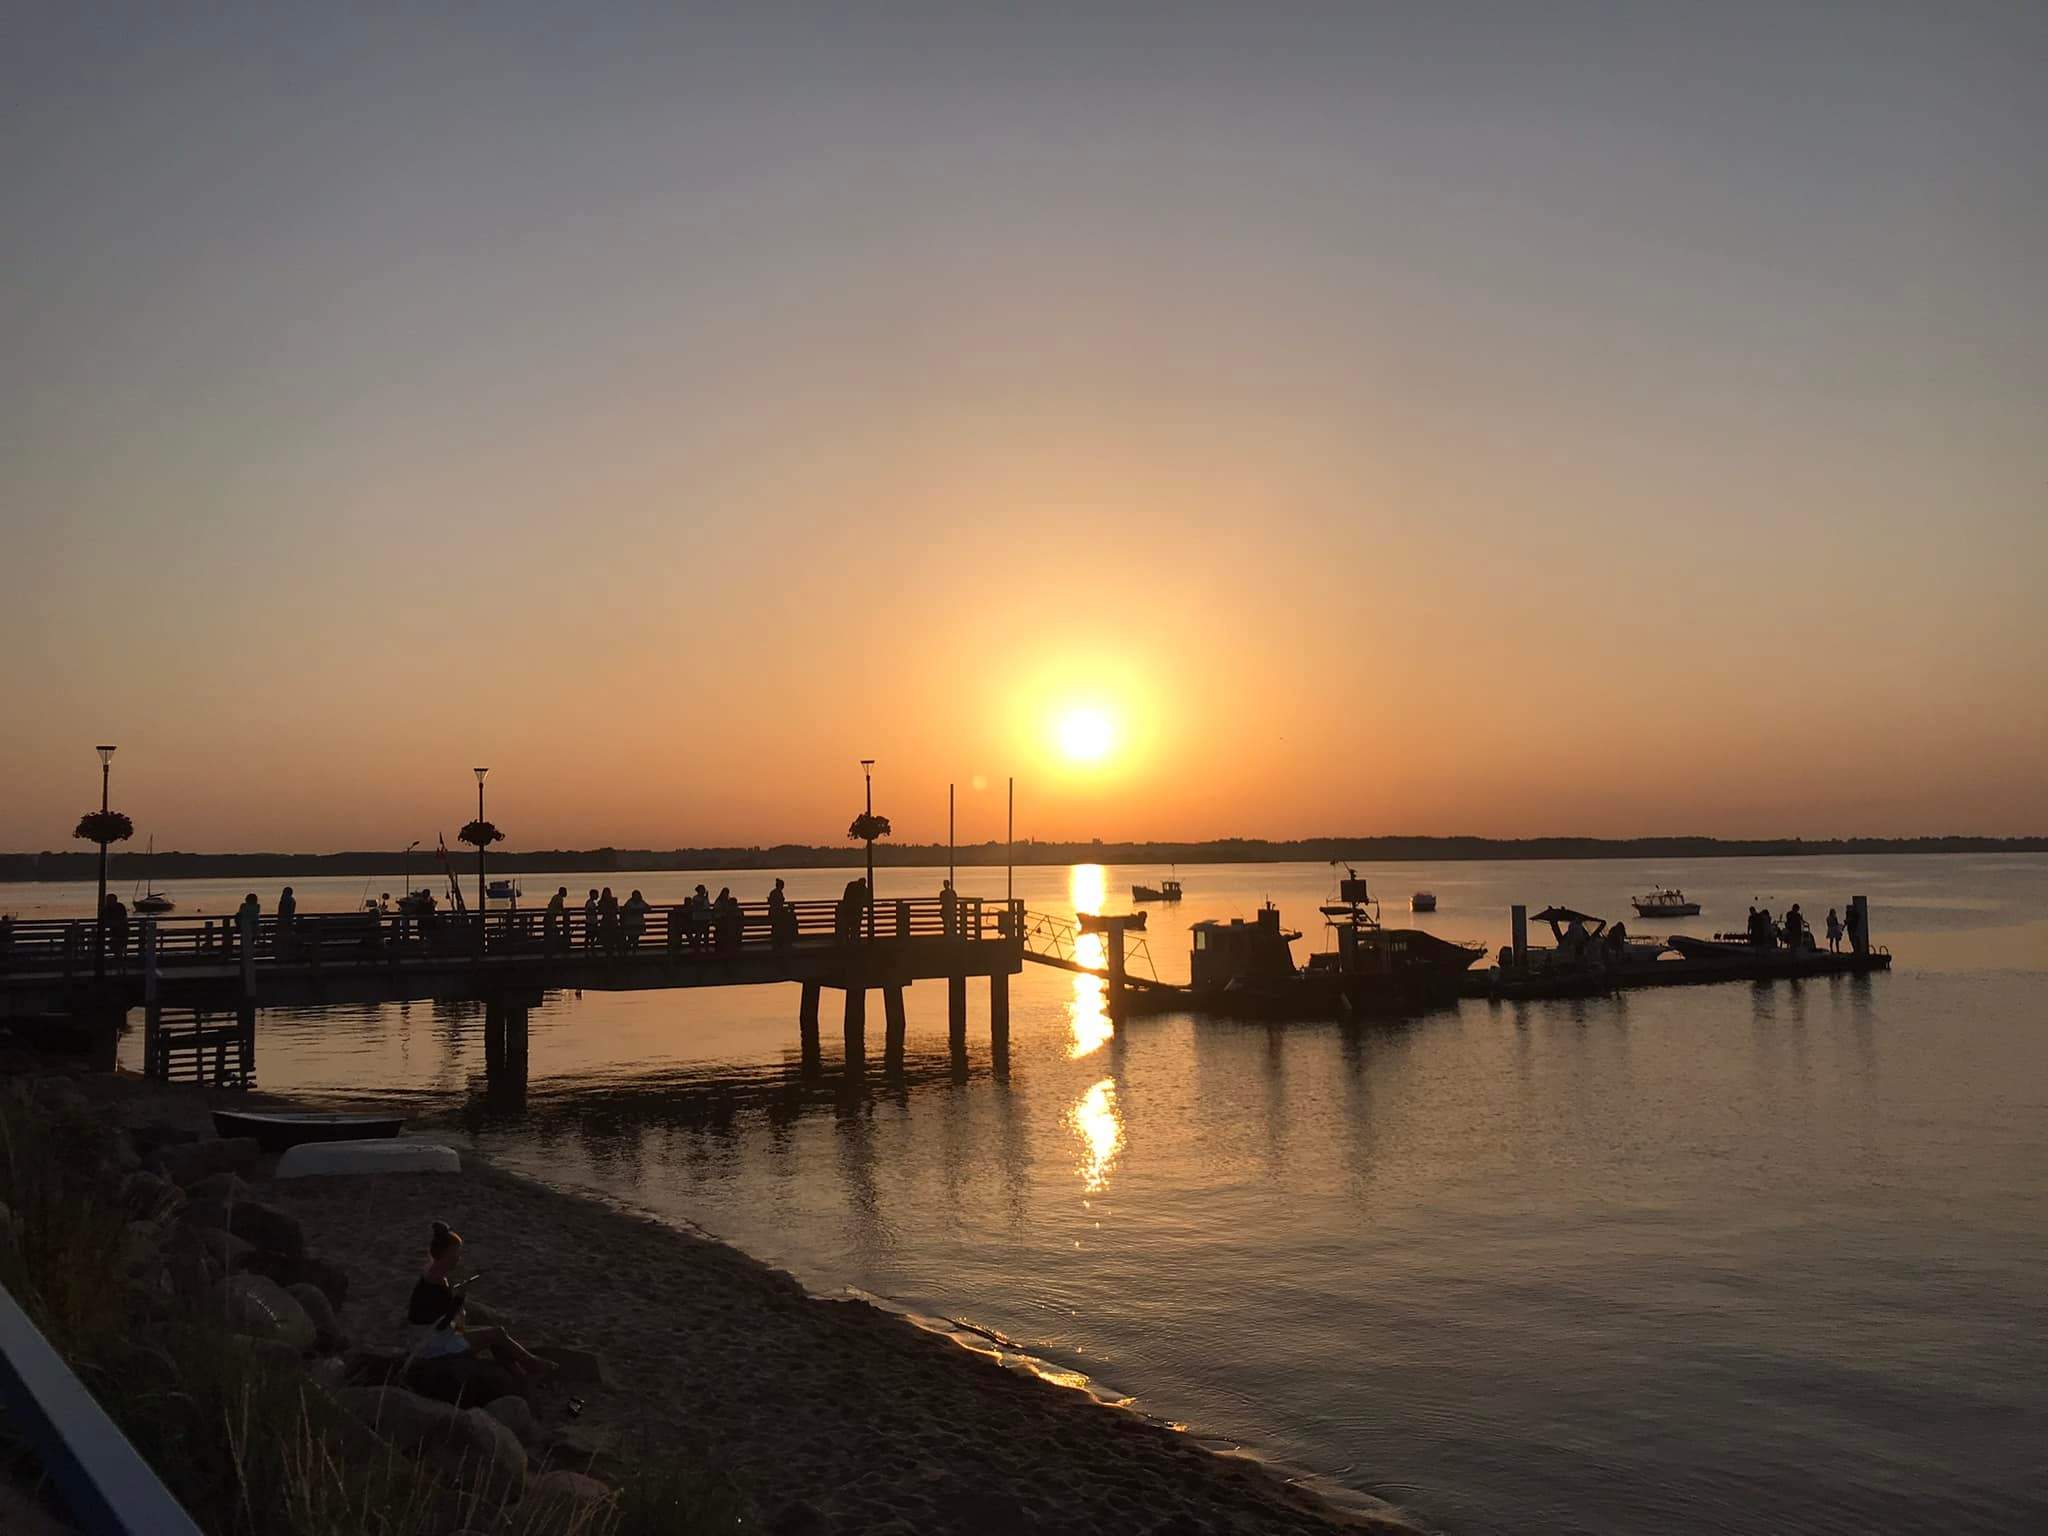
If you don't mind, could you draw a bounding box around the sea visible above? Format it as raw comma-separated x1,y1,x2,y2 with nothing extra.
9,853,2043,1533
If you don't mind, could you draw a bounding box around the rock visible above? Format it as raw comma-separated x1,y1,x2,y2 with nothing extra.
344,1345,412,1386
110,1130,141,1172
287,1281,342,1350
511,1471,615,1535
225,1200,304,1259
150,1136,259,1186
208,1273,316,1352
544,1422,620,1470
431,1407,526,1502
530,1345,605,1386
236,1249,298,1286
169,1218,255,1275
165,1250,212,1302
292,1254,350,1308
119,1169,182,1221
128,1123,199,1158
181,1196,233,1231
483,1394,540,1449
306,1355,350,1393
122,1220,163,1277
334,1385,463,1449
187,1171,254,1204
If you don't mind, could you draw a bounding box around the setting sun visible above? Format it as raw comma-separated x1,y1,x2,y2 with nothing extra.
1056,707,1117,764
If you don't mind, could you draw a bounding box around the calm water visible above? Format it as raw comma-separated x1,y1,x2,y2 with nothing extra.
17,855,2046,1533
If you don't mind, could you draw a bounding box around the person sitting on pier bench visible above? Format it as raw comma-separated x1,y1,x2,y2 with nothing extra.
406,1221,553,1397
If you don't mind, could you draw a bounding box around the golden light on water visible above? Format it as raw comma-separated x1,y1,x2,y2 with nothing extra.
1070,863,1107,913
1068,1076,1124,1195
1066,862,1114,1056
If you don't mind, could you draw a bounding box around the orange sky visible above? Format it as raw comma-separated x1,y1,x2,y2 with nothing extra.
3,6,2044,851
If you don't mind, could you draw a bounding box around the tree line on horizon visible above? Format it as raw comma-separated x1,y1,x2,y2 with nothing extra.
1,834,2042,884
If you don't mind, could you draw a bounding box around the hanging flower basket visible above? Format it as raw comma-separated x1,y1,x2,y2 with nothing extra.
458,819,505,849
74,810,134,845
848,812,892,843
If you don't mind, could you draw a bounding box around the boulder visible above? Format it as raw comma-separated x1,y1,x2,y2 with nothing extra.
150,1136,259,1186
292,1254,351,1308
334,1385,462,1450
128,1123,199,1158
225,1200,304,1259
483,1394,540,1449
209,1273,317,1352
121,1220,163,1276
287,1281,343,1351
512,1471,615,1535
186,1171,255,1204
119,1169,182,1221
181,1196,233,1232
344,1345,413,1386
530,1345,605,1386
110,1130,141,1172
169,1219,255,1275
306,1355,351,1393
430,1407,526,1502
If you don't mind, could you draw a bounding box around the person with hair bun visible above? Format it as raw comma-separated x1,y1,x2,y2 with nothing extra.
406,1220,552,1376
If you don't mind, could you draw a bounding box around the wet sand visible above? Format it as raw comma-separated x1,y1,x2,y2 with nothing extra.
271,1155,1415,1535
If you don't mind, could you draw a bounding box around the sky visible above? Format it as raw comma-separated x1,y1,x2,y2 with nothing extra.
2,1,2044,851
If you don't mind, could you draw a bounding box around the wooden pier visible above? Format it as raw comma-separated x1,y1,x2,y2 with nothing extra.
0,896,1025,1085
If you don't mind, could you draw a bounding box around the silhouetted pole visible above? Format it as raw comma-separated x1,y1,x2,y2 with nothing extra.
474,767,489,928
862,758,876,944
949,782,955,894
1007,776,1014,904
93,745,115,981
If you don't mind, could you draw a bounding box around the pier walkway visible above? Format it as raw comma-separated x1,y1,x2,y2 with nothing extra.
0,897,1026,1083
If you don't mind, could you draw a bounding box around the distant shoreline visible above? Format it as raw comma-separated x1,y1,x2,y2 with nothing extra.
3,835,2041,884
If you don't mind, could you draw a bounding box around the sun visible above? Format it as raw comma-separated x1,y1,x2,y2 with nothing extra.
1056,706,1117,764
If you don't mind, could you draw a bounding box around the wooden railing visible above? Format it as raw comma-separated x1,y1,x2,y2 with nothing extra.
0,895,1024,976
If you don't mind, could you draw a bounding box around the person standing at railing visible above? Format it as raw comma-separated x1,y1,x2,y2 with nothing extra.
582,888,600,953
276,886,298,959
622,889,650,951
543,886,568,953
688,885,712,952
235,892,261,958
103,893,129,974
714,887,741,957
597,887,620,955
941,879,958,938
766,879,790,953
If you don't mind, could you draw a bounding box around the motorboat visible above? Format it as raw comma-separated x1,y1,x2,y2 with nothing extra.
486,878,522,902
1632,887,1700,918
1132,878,1183,903
1411,891,1437,912
211,1109,405,1153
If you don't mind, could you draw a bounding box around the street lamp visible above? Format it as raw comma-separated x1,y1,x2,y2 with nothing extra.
474,768,489,918
94,745,116,980
860,759,875,943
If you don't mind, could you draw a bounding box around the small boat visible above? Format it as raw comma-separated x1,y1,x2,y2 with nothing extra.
1632,887,1700,918
1411,891,1437,913
132,836,176,913
485,878,522,902
1132,878,1183,903
211,1109,405,1153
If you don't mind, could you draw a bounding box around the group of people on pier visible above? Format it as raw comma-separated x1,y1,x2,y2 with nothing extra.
1746,901,1861,953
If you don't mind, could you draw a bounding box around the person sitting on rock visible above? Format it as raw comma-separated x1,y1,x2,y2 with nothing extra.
407,1220,553,1377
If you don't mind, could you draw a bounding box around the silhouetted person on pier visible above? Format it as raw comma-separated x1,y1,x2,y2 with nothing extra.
688,885,712,953
544,887,568,952
582,889,600,952
941,879,958,937
837,877,868,942
714,887,741,957
767,878,786,923
598,887,620,955
236,893,261,956
1825,907,1843,953
622,889,650,951
277,886,297,958
103,893,129,973
1781,903,1806,952
1754,907,1775,949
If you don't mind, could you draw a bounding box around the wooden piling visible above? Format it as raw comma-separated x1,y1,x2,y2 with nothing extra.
990,972,1010,1051
843,986,867,1066
484,998,506,1075
799,982,822,1069
947,975,967,1052
883,985,908,1062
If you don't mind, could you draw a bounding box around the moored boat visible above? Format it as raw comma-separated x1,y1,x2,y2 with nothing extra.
1132,878,1183,903
1411,891,1437,912
1632,886,1700,918
211,1109,405,1153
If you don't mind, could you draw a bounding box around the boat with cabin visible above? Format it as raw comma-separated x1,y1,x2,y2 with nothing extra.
1411,891,1437,912
1132,877,1183,903
1631,886,1700,918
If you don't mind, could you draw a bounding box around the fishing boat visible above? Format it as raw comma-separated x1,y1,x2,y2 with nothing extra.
132,837,175,913
1411,891,1438,912
1632,886,1700,918
485,878,522,902
211,1108,405,1153
1131,878,1183,903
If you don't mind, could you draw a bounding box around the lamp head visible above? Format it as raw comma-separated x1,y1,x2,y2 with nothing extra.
474,767,489,783
96,745,117,765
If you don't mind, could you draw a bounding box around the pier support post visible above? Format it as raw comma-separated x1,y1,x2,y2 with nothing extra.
1850,894,1869,958
142,920,161,1078
1104,928,1128,1027
947,975,967,1053
843,986,867,1069
883,985,908,1065
799,982,822,1070
484,998,506,1076
1511,905,1528,967
990,972,1010,1053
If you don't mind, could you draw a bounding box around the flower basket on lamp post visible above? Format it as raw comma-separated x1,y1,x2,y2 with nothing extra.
74,808,133,981
848,808,891,943
458,818,504,948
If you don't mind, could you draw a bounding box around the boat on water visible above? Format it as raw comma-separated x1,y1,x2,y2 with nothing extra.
211,1108,405,1153
1411,891,1438,913
132,836,175,913
1132,868,1484,1021
1485,905,1669,999
1132,877,1183,903
1632,886,1700,918
485,878,522,902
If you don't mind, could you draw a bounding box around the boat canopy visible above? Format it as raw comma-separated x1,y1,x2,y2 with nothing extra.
1531,906,1601,924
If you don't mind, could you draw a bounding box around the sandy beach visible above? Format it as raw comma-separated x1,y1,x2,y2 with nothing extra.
83,1072,1413,1535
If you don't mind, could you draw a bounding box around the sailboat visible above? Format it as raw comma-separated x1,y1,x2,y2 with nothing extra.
132,837,175,913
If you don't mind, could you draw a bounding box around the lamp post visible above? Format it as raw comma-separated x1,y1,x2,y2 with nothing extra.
403,839,419,902
474,768,489,920
94,745,116,980
860,759,875,943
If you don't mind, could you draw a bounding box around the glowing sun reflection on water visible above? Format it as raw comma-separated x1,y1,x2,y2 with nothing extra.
1069,1076,1124,1195
1066,864,1114,1058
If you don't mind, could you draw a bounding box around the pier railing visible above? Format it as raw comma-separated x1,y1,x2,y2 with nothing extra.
0,895,1024,978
